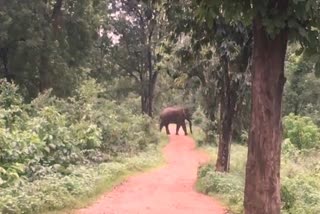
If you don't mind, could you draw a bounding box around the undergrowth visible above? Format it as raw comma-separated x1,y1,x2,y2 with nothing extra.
195,115,320,214
196,145,245,214
0,79,164,214
0,144,164,214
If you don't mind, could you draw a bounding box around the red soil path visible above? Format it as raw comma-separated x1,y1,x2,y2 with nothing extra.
76,125,226,214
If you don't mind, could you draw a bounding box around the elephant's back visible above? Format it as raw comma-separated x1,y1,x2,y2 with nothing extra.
160,106,184,121
160,106,180,115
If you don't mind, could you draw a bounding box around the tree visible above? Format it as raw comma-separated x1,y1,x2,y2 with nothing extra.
212,22,251,172
195,0,320,213
107,0,166,117
283,46,320,125
0,0,105,98
164,1,252,172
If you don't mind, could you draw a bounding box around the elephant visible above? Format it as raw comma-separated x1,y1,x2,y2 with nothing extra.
159,106,192,135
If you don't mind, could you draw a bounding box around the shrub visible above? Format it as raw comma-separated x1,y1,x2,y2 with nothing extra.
196,164,244,213
281,174,320,214
0,81,23,108
0,146,163,214
197,142,320,214
192,107,218,145
192,106,207,128
282,138,299,158
239,130,248,145
0,79,161,213
283,114,320,149
0,79,159,187
196,144,247,213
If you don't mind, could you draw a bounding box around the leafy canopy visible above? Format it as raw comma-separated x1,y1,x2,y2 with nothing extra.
194,0,320,70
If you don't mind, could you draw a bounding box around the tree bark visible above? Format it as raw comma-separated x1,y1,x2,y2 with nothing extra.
202,80,219,144
140,33,158,117
244,9,288,214
39,38,50,92
39,55,50,92
216,62,238,172
38,0,64,92
146,43,155,117
141,85,148,114
0,47,14,83
147,71,158,117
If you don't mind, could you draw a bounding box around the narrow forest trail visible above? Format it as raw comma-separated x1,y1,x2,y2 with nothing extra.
76,125,226,214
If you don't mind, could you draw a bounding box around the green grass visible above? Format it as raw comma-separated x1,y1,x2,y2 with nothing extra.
0,135,168,214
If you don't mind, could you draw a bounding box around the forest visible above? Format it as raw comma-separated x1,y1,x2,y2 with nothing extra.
0,0,320,214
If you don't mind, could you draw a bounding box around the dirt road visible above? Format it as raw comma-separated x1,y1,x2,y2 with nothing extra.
76,125,226,214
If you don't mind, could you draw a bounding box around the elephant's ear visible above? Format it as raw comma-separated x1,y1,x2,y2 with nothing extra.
183,107,189,118
182,108,187,116
185,108,192,119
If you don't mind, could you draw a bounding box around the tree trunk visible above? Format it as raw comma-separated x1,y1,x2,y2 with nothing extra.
141,87,148,115
202,82,219,144
146,71,158,117
39,38,50,92
141,94,145,114
146,45,154,117
0,47,14,83
216,100,232,171
244,11,288,214
216,62,237,172
205,113,217,145
39,54,50,92
51,0,63,33
39,0,63,92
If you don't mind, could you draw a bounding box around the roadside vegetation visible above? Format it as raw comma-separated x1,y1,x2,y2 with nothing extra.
0,80,164,214
195,114,320,214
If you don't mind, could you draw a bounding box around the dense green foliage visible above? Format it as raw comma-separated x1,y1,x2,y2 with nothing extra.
0,147,163,214
1,0,105,98
283,47,320,125
2,0,320,213
283,114,320,150
0,79,160,213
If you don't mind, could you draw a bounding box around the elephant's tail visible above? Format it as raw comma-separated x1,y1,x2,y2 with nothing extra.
188,119,192,134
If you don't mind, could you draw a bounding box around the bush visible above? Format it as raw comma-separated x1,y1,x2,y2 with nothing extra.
192,106,207,128
196,164,244,213
0,87,103,185
197,141,320,214
195,144,247,213
0,146,163,214
0,79,161,213
0,79,159,186
192,107,218,145
281,174,320,214
283,114,320,149
282,138,299,158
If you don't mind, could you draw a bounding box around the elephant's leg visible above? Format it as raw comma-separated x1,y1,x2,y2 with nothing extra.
182,121,188,135
160,121,164,132
165,124,170,135
176,124,181,135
